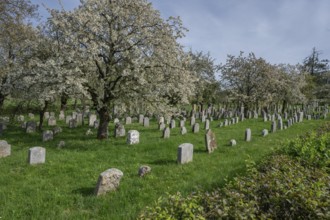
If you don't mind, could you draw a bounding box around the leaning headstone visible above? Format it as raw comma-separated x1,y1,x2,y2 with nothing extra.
0,140,11,158
163,127,170,138
48,116,57,126
177,143,193,164
42,130,53,142
245,128,251,142
28,147,46,165
138,165,151,177
114,123,126,137
261,129,269,137
26,121,37,133
229,139,237,146
89,114,97,127
181,126,187,135
143,117,149,127
192,123,200,133
205,129,217,153
94,168,124,196
127,130,139,145
204,119,210,130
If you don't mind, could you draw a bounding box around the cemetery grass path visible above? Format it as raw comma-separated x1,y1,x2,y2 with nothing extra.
0,117,328,219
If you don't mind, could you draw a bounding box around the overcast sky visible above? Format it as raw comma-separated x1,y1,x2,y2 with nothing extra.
31,0,330,65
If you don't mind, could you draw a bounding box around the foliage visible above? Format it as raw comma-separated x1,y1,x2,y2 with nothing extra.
140,125,330,219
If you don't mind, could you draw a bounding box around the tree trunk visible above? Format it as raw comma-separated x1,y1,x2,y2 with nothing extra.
97,107,110,139
60,94,69,111
38,101,49,131
0,93,6,110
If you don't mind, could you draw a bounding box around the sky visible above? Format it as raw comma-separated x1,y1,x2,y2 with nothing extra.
30,0,330,65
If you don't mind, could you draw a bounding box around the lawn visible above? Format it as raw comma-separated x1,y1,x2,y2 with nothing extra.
0,114,328,219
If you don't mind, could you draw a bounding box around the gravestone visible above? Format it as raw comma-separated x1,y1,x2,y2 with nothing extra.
263,115,268,122
17,115,24,122
26,121,37,133
53,126,62,135
59,111,65,120
277,118,283,130
158,116,165,124
307,115,312,120
170,119,176,129
50,112,55,117
163,127,170,138
28,113,35,119
89,114,97,127
262,129,268,137
177,143,193,164
201,115,206,123
298,112,304,122
94,168,124,196
192,123,200,133
21,122,27,129
42,130,53,142
229,139,237,146
205,129,217,153
159,122,165,131
66,115,72,125
224,119,228,126
44,112,50,120
271,121,277,133
125,117,132,125
76,113,83,126
180,120,185,128
0,140,11,158
57,141,65,148
114,118,120,124
69,119,77,128
94,120,99,129
28,147,46,165
48,116,57,126
127,130,139,145
204,119,210,130
245,128,251,142
139,114,144,124
72,111,78,119
138,165,151,177
181,126,187,135
114,123,126,137
143,117,149,127
190,116,195,126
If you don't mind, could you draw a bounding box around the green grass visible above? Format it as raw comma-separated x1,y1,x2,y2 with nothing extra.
0,115,328,219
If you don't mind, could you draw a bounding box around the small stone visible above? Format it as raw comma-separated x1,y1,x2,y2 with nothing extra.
229,139,237,146
94,168,123,196
138,165,151,177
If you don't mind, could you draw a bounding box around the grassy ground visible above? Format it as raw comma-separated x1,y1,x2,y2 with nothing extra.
0,114,328,219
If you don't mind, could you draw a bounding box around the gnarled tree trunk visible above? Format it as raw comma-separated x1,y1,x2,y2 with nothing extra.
97,107,110,139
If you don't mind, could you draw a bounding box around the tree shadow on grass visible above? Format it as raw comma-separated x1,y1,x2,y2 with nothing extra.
73,187,95,196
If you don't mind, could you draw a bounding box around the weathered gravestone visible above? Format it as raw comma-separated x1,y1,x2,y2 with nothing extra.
66,115,72,125
204,119,210,130
89,114,97,127
138,165,151,177
44,112,50,120
53,127,62,135
299,112,304,122
159,122,165,131
262,129,269,137
125,117,132,125
76,113,83,126
59,111,65,120
0,140,11,158
28,113,35,119
181,126,187,135
28,147,46,165
94,168,123,196
143,117,149,127
277,118,283,130
190,116,195,126
26,121,37,133
180,120,185,128
139,114,144,124
245,128,252,142
177,143,193,164
158,116,165,124
42,130,53,142
127,130,139,145
48,116,57,126
170,119,176,129
94,120,99,129
205,129,217,153
271,121,277,133
163,127,170,138
192,123,200,133
114,118,120,124
69,119,77,128
114,123,126,137
229,139,237,146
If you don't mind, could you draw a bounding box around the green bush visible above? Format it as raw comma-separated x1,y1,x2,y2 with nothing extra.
283,131,330,169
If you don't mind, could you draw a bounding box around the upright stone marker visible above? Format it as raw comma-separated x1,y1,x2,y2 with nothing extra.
127,130,139,145
48,116,57,126
229,139,237,146
114,123,126,137
170,119,176,129
163,127,170,138
261,129,268,137
192,123,200,133
28,147,46,165
139,114,144,124
271,121,277,133
181,126,187,135
245,128,251,142
94,168,123,196
89,114,97,127
177,143,193,164
0,140,11,158
205,129,217,153
26,121,37,133
143,117,149,127
204,119,210,130
42,130,53,142
125,117,132,125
